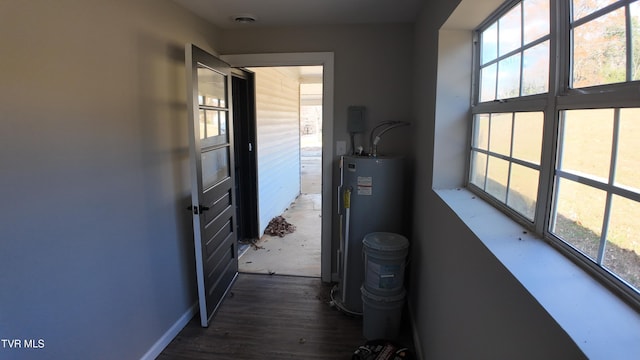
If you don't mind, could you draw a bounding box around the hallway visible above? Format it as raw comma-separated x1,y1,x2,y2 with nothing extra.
157,273,365,359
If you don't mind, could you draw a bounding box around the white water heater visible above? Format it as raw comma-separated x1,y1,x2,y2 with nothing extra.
335,155,405,314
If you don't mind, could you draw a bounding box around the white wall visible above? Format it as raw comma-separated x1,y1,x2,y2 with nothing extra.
251,67,301,234
0,1,220,358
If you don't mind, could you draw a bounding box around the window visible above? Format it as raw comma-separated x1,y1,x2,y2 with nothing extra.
469,0,640,304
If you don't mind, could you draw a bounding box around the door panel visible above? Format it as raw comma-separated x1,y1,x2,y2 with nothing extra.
186,44,238,327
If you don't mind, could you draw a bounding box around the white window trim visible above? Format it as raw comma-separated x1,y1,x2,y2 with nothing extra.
435,1,640,357
436,188,640,359
470,0,640,303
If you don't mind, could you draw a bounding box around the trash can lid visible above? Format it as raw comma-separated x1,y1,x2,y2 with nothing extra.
363,232,409,251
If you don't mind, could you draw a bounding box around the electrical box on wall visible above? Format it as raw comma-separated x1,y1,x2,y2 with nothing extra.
347,106,366,134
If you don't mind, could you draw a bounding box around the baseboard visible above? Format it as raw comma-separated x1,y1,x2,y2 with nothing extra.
139,302,197,360
407,302,424,360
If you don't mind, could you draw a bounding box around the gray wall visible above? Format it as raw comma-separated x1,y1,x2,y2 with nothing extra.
0,1,220,358
220,24,415,272
409,0,585,358
0,0,591,358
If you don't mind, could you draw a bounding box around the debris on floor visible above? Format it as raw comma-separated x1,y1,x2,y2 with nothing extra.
352,340,414,360
264,216,296,237
242,238,264,250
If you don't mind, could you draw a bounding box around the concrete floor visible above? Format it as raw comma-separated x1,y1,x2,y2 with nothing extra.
239,144,322,277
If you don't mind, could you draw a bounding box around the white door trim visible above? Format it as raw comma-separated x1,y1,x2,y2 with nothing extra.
221,52,334,283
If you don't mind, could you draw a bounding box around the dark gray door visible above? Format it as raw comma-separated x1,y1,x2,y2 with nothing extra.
186,44,238,327
232,70,259,243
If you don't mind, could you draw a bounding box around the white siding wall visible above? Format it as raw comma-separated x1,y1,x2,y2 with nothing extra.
252,67,301,234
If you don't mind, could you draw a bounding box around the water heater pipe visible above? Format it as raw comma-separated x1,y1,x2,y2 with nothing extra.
370,121,410,157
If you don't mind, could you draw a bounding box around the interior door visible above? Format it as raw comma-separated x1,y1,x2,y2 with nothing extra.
186,44,238,327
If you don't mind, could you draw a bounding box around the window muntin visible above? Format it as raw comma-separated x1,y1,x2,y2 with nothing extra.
478,0,550,102
552,107,640,291
472,0,640,301
469,111,543,222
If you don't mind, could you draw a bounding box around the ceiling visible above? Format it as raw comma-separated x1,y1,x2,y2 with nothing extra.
172,0,425,29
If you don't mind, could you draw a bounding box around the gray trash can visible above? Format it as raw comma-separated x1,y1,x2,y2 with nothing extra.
362,232,409,296
361,285,405,340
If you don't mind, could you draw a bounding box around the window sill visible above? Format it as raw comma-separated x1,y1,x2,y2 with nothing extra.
435,188,640,359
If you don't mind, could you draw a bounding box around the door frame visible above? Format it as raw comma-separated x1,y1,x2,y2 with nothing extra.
231,69,259,243
221,52,334,282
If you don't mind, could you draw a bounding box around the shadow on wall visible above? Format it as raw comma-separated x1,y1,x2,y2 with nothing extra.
136,30,197,306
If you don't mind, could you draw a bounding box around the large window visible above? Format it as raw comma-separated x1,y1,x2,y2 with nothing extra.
469,0,640,304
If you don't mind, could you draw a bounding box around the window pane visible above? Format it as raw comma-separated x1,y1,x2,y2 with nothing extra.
197,66,226,107
632,1,640,81
560,109,613,181
499,4,522,56
512,112,543,164
605,195,640,290
615,108,640,191
480,64,497,102
497,54,522,99
473,114,490,150
201,147,229,189
489,113,513,156
482,22,498,64
552,178,606,261
199,110,228,140
508,164,539,220
572,0,619,21
219,111,227,135
523,0,550,44
470,151,488,189
486,156,510,202
205,110,220,138
572,8,627,88
522,41,549,95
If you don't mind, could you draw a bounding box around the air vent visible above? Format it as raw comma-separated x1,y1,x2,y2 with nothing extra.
232,14,257,23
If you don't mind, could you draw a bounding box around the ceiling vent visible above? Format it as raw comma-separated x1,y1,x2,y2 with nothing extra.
232,14,257,24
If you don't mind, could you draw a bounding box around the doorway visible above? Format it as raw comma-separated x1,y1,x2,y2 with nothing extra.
222,52,334,282
236,66,323,277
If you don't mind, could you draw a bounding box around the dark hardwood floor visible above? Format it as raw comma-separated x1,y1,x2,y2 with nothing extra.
158,273,369,359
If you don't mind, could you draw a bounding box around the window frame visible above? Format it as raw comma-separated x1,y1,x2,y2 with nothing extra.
468,0,640,308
